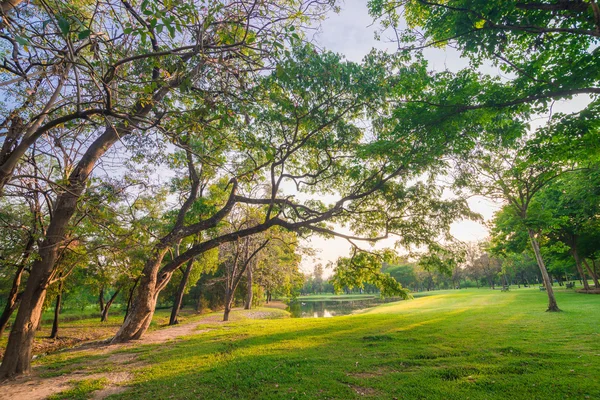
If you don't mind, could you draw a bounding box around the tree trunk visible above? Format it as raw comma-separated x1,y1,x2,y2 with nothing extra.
582,259,600,289
112,250,168,343
571,246,591,291
0,265,26,338
101,288,121,322
0,125,128,378
223,286,233,322
99,288,105,313
528,229,560,312
50,281,63,339
0,234,34,337
169,259,194,326
124,277,140,321
244,264,253,310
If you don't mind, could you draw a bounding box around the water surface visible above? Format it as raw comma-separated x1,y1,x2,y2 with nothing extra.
287,296,403,318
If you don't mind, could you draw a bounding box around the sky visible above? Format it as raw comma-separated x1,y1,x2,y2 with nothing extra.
295,0,503,276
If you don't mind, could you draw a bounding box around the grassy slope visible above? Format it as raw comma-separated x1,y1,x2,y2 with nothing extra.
100,288,600,400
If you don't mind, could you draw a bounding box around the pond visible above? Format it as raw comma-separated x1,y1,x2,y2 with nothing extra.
287,296,404,318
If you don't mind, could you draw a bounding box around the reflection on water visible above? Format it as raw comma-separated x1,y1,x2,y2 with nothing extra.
287,297,402,318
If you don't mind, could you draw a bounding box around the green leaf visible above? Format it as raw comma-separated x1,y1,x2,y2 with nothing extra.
57,16,71,36
14,35,28,46
78,30,92,40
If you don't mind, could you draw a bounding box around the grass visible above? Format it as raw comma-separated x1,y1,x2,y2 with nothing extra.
0,307,211,360
9,288,600,399
47,378,108,399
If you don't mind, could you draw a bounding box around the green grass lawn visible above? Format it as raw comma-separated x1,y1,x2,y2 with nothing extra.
27,288,600,399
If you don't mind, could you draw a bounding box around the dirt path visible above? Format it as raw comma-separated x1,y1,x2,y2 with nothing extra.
0,306,288,400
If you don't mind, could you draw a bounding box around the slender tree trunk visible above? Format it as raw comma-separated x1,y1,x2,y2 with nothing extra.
244,264,253,310
223,285,233,322
0,265,26,338
101,288,120,322
124,277,140,321
582,259,600,289
527,229,560,312
99,288,105,313
170,259,194,326
0,125,128,378
0,234,34,337
571,247,591,291
50,281,63,339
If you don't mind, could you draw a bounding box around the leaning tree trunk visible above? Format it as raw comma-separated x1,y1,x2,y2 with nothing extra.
571,246,591,291
112,249,169,343
244,264,253,310
0,234,34,337
0,264,26,337
0,125,125,378
50,280,63,339
170,259,194,326
101,288,121,322
581,259,600,289
528,229,560,312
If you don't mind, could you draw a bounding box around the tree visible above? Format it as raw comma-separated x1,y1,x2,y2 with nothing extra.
535,168,600,289
313,264,325,295
369,0,599,116
455,133,577,311
0,0,324,377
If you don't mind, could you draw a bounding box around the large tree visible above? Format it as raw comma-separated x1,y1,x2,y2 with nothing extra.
0,0,324,378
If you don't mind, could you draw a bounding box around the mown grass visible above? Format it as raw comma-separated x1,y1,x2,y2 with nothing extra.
94,288,600,399
0,307,210,360
47,378,108,399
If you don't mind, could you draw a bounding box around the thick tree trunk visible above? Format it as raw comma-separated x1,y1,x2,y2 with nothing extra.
582,259,600,289
528,229,560,312
170,259,194,326
112,249,168,343
571,246,591,291
244,265,253,310
49,281,63,339
101,288,120,322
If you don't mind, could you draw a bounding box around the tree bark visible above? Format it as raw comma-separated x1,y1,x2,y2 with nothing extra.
0,234,34,337
0,124,125,378
571,245,591,291
582,259,600,289
223,287,233,322
99,288,105,313
0,266,26,338
101,288,121,322
528,229,560,312
169,259,194,326
244,264,253,310
112,249,169,343
49,281,63,339
124,277,140,321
